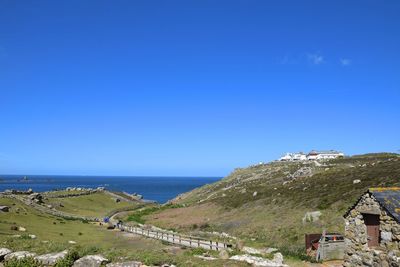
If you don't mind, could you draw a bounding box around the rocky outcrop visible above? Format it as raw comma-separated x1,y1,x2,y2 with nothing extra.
242,246,278,255
73,254,109,267
0,248,12,260
0,206,9,212
4,251,37,261
35,250,68,265
302,211,322,223
106,261,142,267
28,193,44,204
0,248,181,267
229,253,287,267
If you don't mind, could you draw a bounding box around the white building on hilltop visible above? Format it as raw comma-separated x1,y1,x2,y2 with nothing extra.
307,150,344,160
279,152,307,161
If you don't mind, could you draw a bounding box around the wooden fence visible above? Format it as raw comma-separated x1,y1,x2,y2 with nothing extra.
117,224,231,251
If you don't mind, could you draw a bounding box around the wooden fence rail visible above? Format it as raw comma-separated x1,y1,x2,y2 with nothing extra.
117,224,231,251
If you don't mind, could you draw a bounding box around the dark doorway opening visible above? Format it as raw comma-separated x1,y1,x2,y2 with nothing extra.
363,214,380,247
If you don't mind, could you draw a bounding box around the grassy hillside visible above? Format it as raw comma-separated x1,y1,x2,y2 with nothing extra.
144,153,400,251
0,195,247,266
44,191,137,218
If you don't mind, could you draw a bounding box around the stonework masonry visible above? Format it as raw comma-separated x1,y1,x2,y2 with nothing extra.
344,193,400,267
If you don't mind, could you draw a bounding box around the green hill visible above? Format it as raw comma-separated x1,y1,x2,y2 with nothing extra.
145,153,400,251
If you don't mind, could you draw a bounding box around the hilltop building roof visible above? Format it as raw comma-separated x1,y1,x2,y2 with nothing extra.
308,150,342,155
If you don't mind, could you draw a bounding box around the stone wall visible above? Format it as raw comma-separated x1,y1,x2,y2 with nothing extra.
344,192,400,267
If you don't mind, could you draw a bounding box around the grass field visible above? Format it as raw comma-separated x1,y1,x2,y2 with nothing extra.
0,196,250,266
44,192,137,218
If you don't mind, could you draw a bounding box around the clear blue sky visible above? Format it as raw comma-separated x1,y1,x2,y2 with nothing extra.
0,1,399,176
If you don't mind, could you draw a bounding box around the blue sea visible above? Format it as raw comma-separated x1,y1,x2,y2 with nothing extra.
0,175,221,203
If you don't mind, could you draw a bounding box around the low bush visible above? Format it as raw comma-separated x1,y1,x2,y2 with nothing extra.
4,257,43,267
278,245,318,262
54,249,79,267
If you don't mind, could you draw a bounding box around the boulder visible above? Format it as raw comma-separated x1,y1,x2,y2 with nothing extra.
29,234,36,239
353,179,361,184
302,211,322,223
273,253,283,265
229,254,288,266
29,193,43,204
4,251,37,261
35,250,68,265
0,248,12,260
73,255,109,267
68,240,77,244
242,246,261,255
0,206,9,212
18,226,26,232
264,248,278,254
218,250,230,260
106,261,142,267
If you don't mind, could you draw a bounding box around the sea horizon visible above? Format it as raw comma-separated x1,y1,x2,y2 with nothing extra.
0,174,222,203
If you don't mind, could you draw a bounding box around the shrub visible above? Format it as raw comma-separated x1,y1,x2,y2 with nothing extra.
5,257,43,267
278,245,318,262
10,225,18,231
184,247,207,256
54,250,79,267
